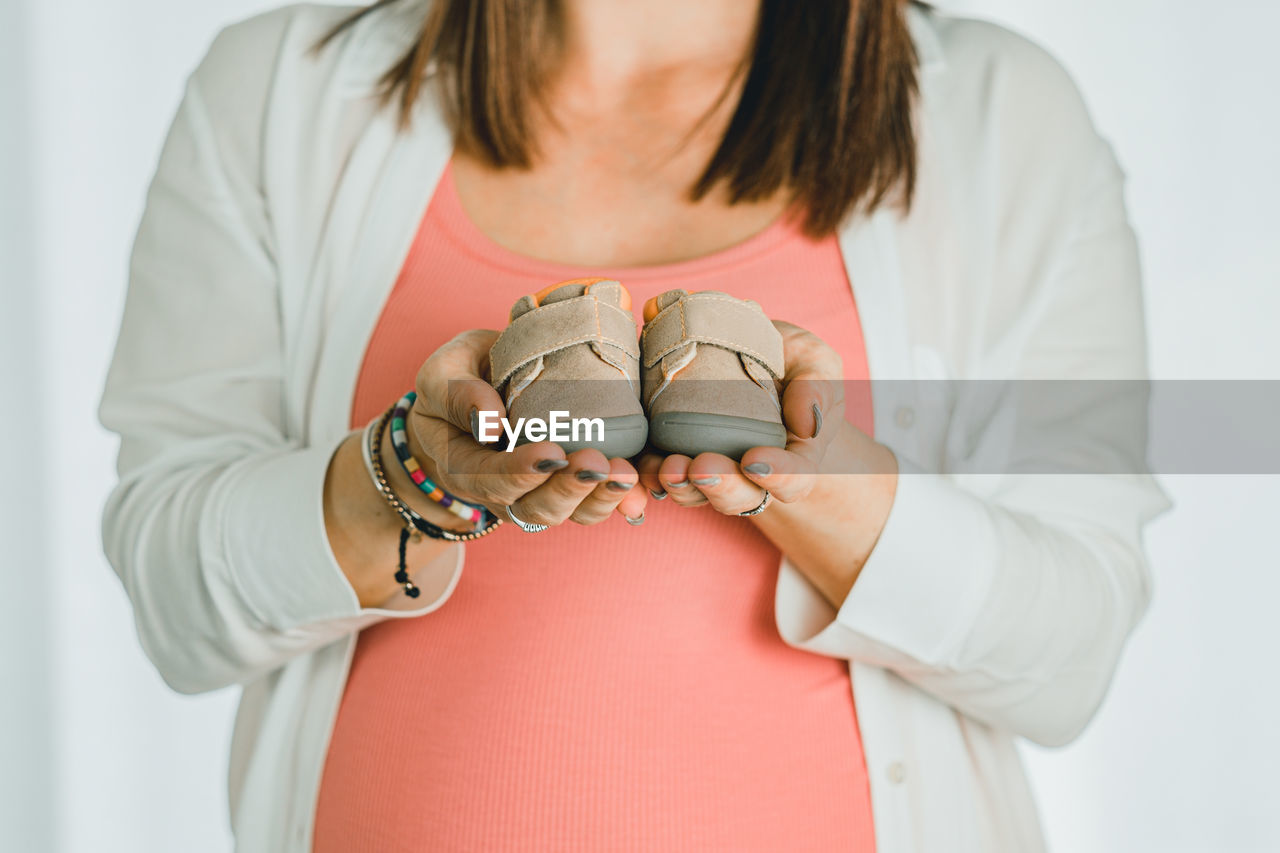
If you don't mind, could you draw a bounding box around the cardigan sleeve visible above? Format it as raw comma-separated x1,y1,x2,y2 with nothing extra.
97,16,463,696
774,23,1172,748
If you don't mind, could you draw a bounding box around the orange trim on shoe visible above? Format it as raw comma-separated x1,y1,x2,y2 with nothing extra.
585,279,631,312
532,278,631,313
642,295,661,323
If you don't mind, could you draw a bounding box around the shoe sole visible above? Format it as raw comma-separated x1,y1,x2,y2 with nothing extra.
514,413,649,459
648,411,787,461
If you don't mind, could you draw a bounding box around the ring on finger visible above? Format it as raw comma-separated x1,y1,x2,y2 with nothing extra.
737,490,772,517
505,504,549,533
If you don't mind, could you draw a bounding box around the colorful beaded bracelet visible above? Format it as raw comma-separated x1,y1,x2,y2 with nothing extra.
389,390,485,525
366,403,500,541
364,404,502,598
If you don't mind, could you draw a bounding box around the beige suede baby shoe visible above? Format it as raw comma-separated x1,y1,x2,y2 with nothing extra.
640,289,787,459
488,278,648,458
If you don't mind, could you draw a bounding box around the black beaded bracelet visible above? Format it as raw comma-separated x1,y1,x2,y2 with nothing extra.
364,403,502,598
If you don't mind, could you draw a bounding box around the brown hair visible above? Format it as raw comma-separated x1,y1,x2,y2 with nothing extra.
319,0,919,237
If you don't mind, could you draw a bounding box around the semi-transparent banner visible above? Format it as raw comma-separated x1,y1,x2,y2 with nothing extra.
434,379,1280,474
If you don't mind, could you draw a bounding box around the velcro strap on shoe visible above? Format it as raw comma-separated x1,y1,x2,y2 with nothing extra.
641,293,784,378
489,296,640,389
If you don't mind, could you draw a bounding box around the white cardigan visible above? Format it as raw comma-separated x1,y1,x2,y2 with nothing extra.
97,3,1172,851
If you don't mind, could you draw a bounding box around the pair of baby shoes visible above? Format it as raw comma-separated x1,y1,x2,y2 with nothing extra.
487,278,786,460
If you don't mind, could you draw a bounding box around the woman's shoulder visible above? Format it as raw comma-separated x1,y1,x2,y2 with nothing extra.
175,2,422,198
909,3,1111,214
912,4,1096,137
192,4,353,88
187,2,422,111
915,4,1080,88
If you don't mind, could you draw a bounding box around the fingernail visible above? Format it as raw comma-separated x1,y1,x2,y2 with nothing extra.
625,512,645,526
648,488,668,501
691,476,721,487
666,480,689,489
535,458,569,473
811,403,824,439
576,469,608,482
606,480,633,492
743,462,771,476
469,407,481,442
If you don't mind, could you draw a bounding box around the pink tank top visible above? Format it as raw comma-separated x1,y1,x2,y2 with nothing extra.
313,162,876,852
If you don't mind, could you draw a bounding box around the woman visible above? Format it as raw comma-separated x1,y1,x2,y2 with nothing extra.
98,0,1170,850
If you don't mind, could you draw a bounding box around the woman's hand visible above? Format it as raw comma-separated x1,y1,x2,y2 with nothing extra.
407,330,649,527
636,320,898,609
636,321,846,513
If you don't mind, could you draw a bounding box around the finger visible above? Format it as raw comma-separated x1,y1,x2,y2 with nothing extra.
507,448,611,527
447,378,508,448
411,333,507,465
738,445,817,504
635,452,668,502
658,454,707,507
607,457,648,524
415,404,547,494
779,376,845,470
686,452,770,516
569,458,643,526
413,329,502,420
440,436,570,508
615,480,649,524
780,371,843,442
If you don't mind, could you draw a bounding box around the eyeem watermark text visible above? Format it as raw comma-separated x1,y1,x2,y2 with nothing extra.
476,410,604,451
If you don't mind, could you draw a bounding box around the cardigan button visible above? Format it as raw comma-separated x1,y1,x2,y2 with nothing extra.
894,406,916,429
886,761,908,784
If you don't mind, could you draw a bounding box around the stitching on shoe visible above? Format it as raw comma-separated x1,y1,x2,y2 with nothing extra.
640,295,780,373
644,336,779,375
641,294,767,339
506,357,543,407
492,298,639,387
645,342,697,408
495,333,637,387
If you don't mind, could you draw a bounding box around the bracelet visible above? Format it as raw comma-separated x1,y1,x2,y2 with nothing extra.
366,402,501,542
363,404,502,598
361,407,462,546
388,390,484,525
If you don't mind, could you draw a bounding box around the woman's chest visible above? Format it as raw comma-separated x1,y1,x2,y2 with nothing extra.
447,150,794,268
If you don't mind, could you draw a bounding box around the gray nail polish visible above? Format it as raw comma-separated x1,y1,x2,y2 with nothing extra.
575,469,608,482
625,513,645,526
535,458,569,473
811,403,824,439
648,488,668,501
691,476,721,487
606,480,633,492
469,407,481,442
667,480,689,489
743,462,771,476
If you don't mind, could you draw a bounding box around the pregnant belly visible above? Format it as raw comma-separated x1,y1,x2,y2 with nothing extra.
312,507,875,853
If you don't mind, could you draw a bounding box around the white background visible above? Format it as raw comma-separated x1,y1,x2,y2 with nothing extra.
2,1,1277,851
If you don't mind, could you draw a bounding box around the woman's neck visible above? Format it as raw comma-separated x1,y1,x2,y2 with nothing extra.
551,0,759,114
